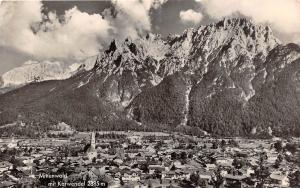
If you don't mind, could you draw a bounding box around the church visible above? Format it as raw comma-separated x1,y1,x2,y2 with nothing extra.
86,132,97,161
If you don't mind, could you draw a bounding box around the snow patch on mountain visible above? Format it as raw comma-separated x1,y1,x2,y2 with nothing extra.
1,60,70,88
0,56,97,92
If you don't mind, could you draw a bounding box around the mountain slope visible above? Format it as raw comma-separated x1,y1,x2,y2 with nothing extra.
0,56,97,94
0,18,299,137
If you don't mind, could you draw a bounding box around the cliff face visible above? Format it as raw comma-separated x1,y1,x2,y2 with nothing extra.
0,18,299,137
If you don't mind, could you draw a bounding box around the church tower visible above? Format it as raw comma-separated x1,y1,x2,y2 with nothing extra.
91,132,96,150
86,132,97,161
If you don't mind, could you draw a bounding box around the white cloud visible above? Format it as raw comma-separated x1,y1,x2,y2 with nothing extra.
109,0,168,39
199,0,300,43
0,1,112,59
112,0,152,31
180,9,203,25
0,0,168,60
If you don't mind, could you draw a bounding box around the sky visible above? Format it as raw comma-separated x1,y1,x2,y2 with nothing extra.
0,0,300,74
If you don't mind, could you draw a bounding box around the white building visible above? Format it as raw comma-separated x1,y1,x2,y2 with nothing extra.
122,173,140,182
86,132,97,161
0,161,13,173
270,172,290,187
8,138,18,148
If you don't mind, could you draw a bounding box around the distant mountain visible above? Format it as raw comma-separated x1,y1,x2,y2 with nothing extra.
0,18,299,137
0,56,97,94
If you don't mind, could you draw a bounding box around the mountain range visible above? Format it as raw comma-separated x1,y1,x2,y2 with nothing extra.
0,56,97,94
0,18,299,137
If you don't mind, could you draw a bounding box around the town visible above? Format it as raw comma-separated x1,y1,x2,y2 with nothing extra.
0,129,299,188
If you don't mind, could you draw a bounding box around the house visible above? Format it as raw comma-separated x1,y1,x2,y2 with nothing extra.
0,181,16,188
88,167,101,181
17,164,32,172
22,157,34,165
0,161,13,173
175,170,191,180
173,160,184,169
128,136,141,144
239,167,255,177
199,172,212,180
113,158,123,165
267,155,278,164
67,173,84,183
198,171,213,186
122,172,141,182
181,169,194,180
149,165,165,174
134,182,148,188
216,157,232,165
223,174,247,187
18,176,36,187
115,148,125,159
269,172,290,187
146,145,156,154
164,171,176,180
8,138,18,148
205,164,216,171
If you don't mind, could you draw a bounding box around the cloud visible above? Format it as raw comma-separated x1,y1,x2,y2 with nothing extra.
180,9,203,25
0,1,112,59
109,0,168,39
199,0,300,43
0,0,168,60
112,0,152,31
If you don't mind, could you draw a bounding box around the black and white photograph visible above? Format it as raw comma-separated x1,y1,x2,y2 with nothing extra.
0,0,299,187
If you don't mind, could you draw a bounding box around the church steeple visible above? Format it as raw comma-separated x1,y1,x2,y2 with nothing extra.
91,132,96,150
86,132,97,161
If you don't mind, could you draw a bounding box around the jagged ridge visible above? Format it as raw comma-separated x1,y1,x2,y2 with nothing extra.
0,56,98,94
0,18,299,137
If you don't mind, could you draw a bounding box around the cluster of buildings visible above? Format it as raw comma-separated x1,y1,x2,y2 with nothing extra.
0,131,299,187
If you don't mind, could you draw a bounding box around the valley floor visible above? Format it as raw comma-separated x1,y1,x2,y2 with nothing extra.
0,132,299,187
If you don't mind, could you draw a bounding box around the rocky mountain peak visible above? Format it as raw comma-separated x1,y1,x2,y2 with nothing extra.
93,18,282,84
199,18,279,55
1,17,299,137
0,56,98,94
